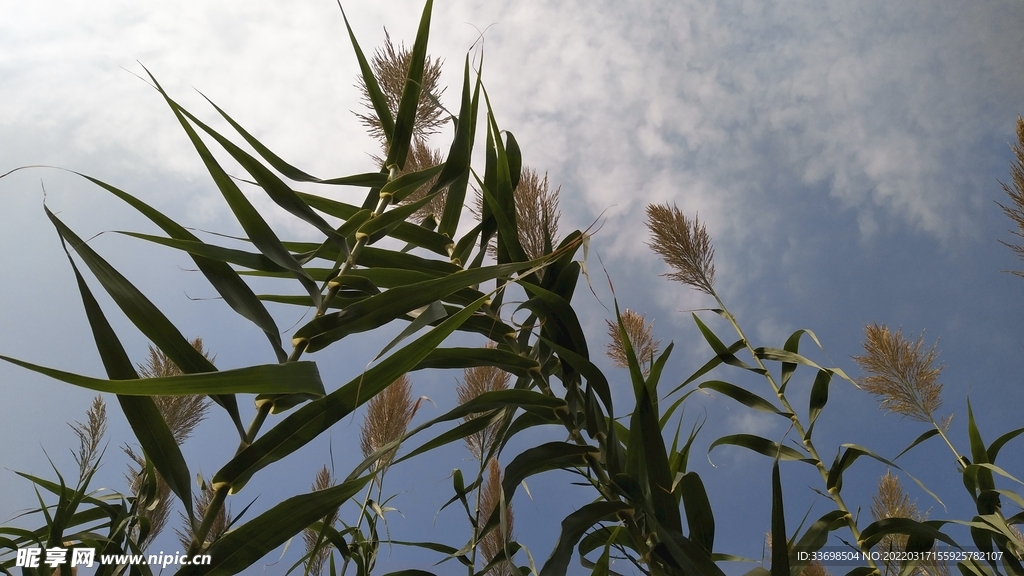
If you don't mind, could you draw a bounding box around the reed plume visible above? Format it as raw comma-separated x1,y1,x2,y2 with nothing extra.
302,465,338,576
359,374,416,475
605,309,660,375
645,203,716,295
456,344,512,458
355,29,446,144
998,116,1024,277
852,324,943,423
70,395,107,483
127,338,213,549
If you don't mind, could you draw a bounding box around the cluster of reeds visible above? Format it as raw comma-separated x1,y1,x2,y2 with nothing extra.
3,3,1023,576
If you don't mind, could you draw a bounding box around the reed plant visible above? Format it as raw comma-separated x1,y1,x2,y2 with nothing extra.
1,2,1022,575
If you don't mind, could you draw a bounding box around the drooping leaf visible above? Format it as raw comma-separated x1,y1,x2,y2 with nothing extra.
144,67,322,310
44,206,245,436
709,434,816,465
213,294,491,492
195,475,372,576
539,502,630,576
698,380,787,416
0,355,324,397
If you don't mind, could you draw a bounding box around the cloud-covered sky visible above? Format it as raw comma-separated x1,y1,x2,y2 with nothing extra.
2,1,1023,574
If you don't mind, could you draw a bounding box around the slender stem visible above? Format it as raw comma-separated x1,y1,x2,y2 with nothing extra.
187,485,228,557
927,415,969,469
339,481,377,576
713,294,881,573
291,184,394,364
191,174,399,558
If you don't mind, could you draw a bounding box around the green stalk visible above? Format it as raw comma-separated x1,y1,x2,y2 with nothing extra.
712,294,881,573
190,170,400,559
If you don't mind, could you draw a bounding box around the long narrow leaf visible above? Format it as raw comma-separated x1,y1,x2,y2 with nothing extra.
54,232,194,519
539,502,630,576
44,207,244,435
213,294,491,492
0,356,324,397
144,68,322,310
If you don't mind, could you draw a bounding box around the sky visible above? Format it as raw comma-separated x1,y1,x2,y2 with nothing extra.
2,1,1024,574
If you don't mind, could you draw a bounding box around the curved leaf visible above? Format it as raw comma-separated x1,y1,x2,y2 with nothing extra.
698,380,787,416
539,502,630,576
0,356,324,397
145,68,321,310
679,472,714,553
195,475,372,576
709,434,816,465
213,294,490,492
413,347,539,376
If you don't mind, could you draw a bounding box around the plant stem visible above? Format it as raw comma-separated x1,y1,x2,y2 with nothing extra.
190,172,400,558
713,294,881,573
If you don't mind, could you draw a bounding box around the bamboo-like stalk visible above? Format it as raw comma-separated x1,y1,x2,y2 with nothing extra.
715,297,880,572
647,201,880,572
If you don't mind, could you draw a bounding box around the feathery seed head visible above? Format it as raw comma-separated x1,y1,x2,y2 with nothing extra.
478,458,516,576
998,116,1024,277
70,395,107,483
645,203,716,295
456,343,512,458
355,30,446,143
853,324,944,423
360,374,416,473
605,309,661,375
474,167,561,261
302,466,338,575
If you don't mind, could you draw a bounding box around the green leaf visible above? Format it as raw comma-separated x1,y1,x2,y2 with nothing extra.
635,384,683,533
54,230,194,520
806,369,832,437
44,206,245,435
988,425,1024,464
478,102,527,265
183,95,352,255
892,429,940,461
119,232,285,273
66,172,287,362
539,502,630,576
394,389,565,465
671,338,746,396
679,472,715,553
413,347,539,377
0,356,324,397
501,442,599,509
543,338,614,418
295,260,540,353
698,380,787,416
709,434,816,465
203,93,378,185
384,0,433,171
196,475,372,576
770,461,790,576
779,329,826,392
788,510,848,575
521,283,589,360
857,518,957,550
338,2,394,143
297,193,453,256
437,58,477,239
692,314,764,374
213,294,491,492
144,68,322,310
379,165,445,204
373,300,448,361
827,444,944,509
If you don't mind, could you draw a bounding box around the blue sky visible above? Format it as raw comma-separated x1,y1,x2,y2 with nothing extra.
2,1,1023,574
